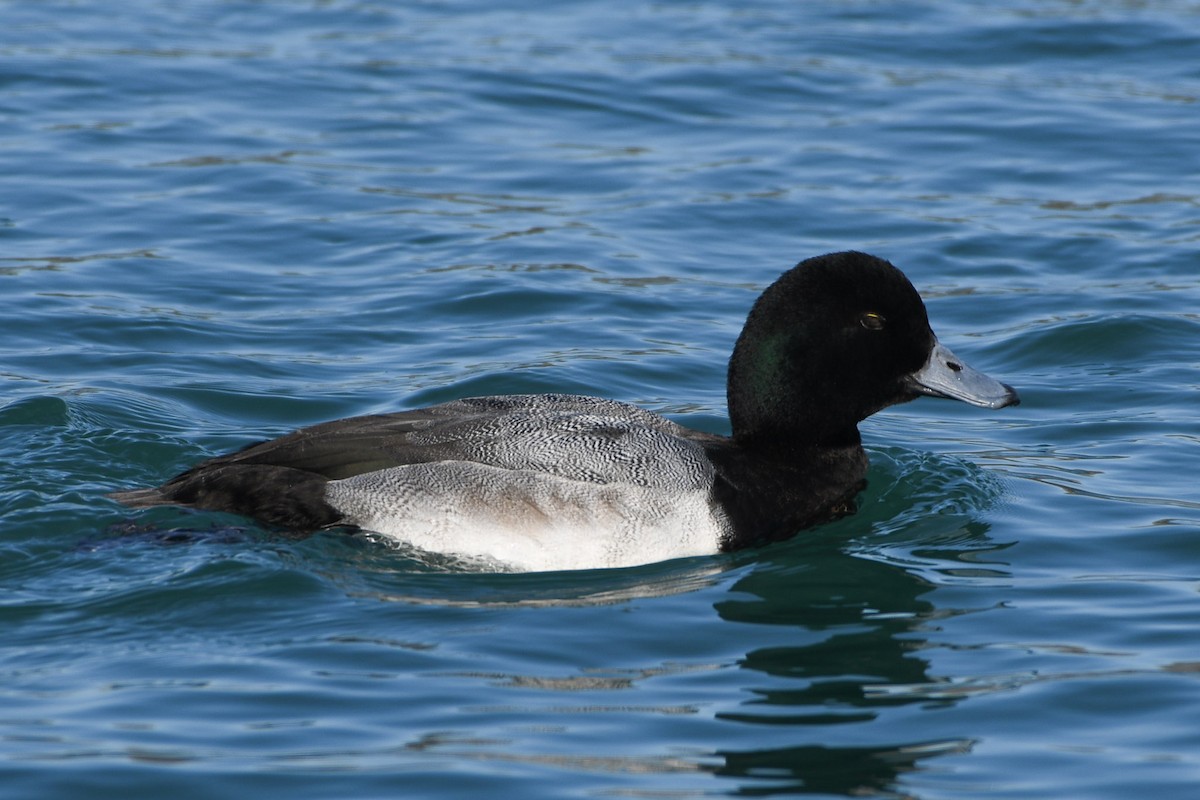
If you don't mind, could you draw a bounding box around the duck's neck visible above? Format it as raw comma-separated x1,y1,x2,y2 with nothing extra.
725,335,861,450
731,424,862,460
702,430,869,550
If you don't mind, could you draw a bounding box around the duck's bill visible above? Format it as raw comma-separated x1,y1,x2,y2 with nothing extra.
906,341,1020,409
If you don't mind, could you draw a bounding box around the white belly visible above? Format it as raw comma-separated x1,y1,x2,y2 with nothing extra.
323,462,728,572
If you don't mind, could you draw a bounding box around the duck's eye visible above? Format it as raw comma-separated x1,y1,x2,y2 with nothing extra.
859,311,886,331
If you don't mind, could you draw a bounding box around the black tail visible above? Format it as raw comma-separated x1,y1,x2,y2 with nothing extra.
110,464,344,531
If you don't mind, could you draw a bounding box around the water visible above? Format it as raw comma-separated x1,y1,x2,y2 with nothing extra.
2,0,1199,797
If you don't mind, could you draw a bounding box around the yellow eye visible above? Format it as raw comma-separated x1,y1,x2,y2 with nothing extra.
859,311,886,331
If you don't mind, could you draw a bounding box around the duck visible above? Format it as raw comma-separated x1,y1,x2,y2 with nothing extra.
112,251,1018,572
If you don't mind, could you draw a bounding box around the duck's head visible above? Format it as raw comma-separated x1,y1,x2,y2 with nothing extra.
727,251,1018,448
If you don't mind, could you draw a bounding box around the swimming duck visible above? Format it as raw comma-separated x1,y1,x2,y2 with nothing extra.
112,251,1018,571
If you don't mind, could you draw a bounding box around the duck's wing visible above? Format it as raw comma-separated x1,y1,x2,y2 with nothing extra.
205,394,714,486
111,394,723,527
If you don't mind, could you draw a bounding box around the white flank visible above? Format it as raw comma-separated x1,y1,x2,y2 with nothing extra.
324,461,728,572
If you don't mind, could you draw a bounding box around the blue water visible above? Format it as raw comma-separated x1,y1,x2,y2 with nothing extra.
3,1,1200,797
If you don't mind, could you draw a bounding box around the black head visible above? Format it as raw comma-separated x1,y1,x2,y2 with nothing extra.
726,251,1016,448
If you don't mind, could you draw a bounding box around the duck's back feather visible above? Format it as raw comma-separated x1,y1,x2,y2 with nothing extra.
208,394,719,487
